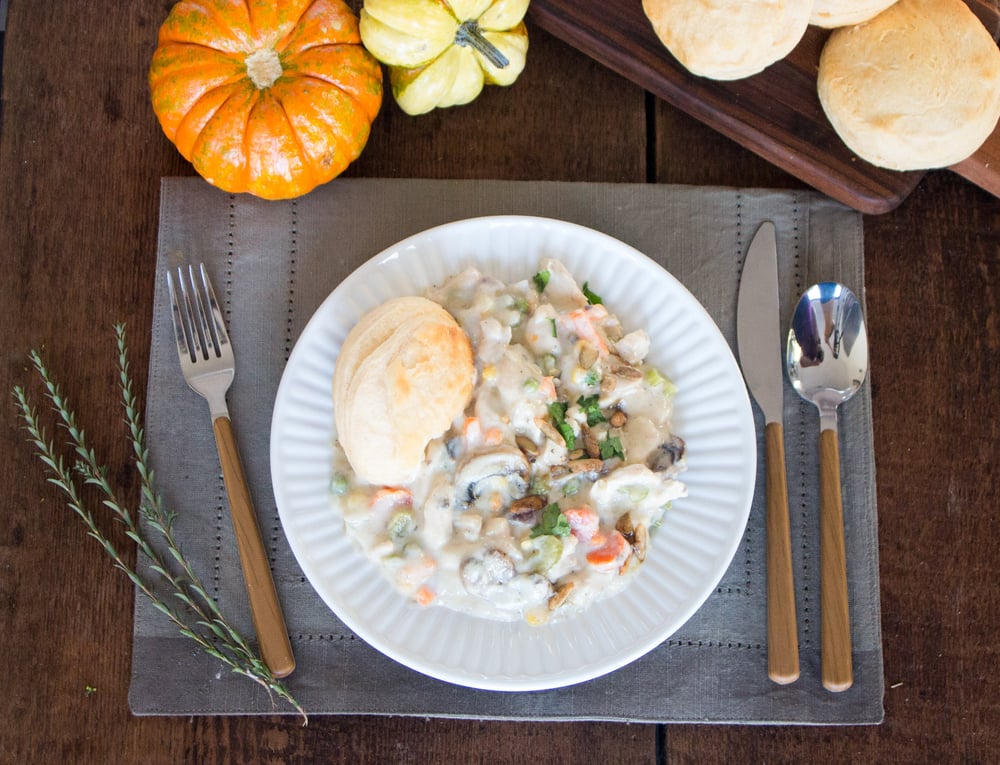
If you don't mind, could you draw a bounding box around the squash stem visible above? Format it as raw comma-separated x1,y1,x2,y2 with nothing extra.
454,20,508,69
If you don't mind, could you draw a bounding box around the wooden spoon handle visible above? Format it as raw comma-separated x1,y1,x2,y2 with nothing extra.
213,416,296,679
764,422,800,684
819,427,853,692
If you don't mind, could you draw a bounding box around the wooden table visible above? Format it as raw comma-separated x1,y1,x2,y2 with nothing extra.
1,3,998,762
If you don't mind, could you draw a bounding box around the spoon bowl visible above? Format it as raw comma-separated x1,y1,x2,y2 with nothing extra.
786,282,869,693
788,282,869,429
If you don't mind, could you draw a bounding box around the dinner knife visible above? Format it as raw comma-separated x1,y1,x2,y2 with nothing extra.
737,221,800,685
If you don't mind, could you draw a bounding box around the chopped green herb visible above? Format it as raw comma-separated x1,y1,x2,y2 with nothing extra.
547,401,576,450
531,503,571,538
513,296,530,313
562,478,581,497
523,377,540,392
599,435,625,460
549,318,558,337
533,270,550,291
576,394,606,426
557,422,576,450
583,368,601,388
582,281,603,305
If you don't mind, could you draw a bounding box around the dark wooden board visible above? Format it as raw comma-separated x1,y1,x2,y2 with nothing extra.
529,0,1000,214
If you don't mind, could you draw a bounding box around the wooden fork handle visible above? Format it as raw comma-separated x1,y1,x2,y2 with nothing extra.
819,427,853,692
764,422,800,685
213,416,296,679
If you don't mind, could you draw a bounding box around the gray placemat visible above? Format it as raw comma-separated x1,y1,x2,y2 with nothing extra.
129,177,882,724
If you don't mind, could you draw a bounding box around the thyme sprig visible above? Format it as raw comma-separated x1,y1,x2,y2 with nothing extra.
13,323,305,721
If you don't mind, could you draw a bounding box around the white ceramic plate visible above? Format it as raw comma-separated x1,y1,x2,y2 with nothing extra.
270,216,755,691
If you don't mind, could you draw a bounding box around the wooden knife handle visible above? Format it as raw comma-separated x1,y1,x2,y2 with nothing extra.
819,427,853,692
213,416,296,679
764,422,800,685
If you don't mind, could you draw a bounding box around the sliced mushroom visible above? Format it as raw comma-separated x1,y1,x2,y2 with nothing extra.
633,522,648,562
616,512,635,540
581,425,601,459
612,363,643,381
647,435,686,472
456,445,530,503
535,416,565,446
548,580,575,611
515,434,541,458
568,458,604,475
508,494,547,524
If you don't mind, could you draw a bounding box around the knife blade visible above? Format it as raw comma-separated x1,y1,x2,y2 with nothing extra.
737,221,800,685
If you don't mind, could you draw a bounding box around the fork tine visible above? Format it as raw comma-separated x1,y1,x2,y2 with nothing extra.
167,270,196,364
176,265,207,361
185,264,215,361
198,263,230,358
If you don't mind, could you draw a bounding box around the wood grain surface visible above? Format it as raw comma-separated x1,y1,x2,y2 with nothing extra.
1,1,998,763
529,0,1000,215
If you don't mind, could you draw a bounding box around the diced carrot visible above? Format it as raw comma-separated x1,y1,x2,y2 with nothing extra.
563,505,600,542
483,427,504,446
415,585,436,606
463,416,482,445
586,530,629,570
397,554,436,590
539,376,557,400
565,306,609,354
370,487,412,509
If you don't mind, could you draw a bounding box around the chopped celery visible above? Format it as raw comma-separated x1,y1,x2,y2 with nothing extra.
329,473,349,496
618,485,649,503
526,534,564,573
643,367,678,397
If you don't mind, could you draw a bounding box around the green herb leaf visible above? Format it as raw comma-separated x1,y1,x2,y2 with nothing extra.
533,270,550,291
576,394,606,426
547,401,568,421
531,503,571,538
547,402,576,450
549,318,558,337
557,422,576,451
582,281,603,305
599,435,625,460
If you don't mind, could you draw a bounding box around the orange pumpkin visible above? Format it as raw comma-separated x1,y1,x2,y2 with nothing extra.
149,0,383,200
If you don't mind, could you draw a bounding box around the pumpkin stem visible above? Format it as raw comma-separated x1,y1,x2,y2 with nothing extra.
454,20,509,69
245,48,283,89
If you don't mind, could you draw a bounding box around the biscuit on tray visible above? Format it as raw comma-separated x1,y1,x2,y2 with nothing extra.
642,0,811,80
817,0,1000,170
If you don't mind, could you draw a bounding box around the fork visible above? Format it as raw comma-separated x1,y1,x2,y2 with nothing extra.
168,263,295,679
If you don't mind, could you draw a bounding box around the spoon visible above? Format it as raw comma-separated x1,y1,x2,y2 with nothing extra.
786,282,869,693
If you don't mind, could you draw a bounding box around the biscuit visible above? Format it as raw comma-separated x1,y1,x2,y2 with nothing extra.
818,0,1000,170
333,296,473,486
809,0,899,28
642,0,811,80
